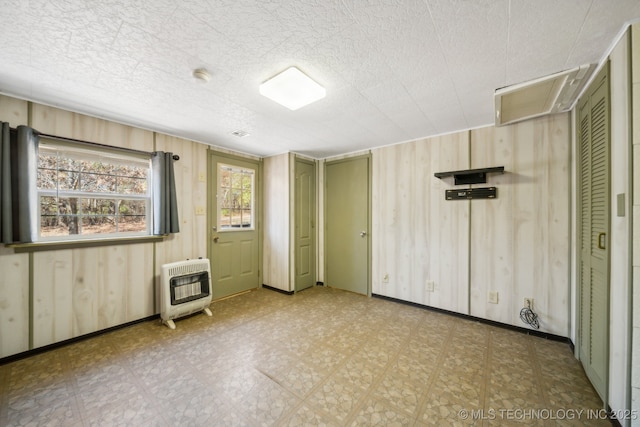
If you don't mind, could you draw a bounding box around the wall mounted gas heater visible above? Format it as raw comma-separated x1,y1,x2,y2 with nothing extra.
160,258,213,329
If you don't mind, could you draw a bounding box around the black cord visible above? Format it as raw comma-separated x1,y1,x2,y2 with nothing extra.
520,306,539,329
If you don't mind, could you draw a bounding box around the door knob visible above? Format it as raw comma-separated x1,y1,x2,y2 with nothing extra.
360,231,367,237
213,236,219,243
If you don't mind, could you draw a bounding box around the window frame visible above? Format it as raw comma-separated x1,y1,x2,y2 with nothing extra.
36,138,153,242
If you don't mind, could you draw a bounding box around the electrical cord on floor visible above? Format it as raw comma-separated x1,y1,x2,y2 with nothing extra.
520,300,539,329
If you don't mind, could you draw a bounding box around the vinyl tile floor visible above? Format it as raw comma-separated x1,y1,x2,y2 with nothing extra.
0,286,609,426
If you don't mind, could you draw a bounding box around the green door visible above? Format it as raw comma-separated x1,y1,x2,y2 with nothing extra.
295,158,316,291
577,63,609,403
325,155,370,295
208,152,261,299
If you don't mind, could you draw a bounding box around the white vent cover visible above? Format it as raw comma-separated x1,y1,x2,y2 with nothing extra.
494,64,595,126
160,258,213,329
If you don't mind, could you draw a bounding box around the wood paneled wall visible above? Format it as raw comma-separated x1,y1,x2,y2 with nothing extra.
0,93,573,356
372,114,571,336
0,96,30,357
0,96,209,356
0,245,29,357
470,116,570,336
154,134,208,264
32,245,155,348
372,132,470,314
263,153,291,291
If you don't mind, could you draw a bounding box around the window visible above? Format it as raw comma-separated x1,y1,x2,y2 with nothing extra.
218,164,254,229
37,139,151,240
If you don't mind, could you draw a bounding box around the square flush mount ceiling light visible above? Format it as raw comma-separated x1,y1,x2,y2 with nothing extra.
259,67,326,110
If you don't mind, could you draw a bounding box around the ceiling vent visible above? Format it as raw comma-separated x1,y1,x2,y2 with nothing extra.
494,64,595,126
231,130,250,138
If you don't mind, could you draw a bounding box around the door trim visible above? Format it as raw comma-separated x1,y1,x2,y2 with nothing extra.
323,153,372,297
207,149,263,298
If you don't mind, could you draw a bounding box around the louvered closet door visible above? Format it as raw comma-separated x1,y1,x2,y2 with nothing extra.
577,63,610,403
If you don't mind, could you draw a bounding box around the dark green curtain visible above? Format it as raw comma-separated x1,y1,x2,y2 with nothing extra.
0,123,39,243
151,151,180,235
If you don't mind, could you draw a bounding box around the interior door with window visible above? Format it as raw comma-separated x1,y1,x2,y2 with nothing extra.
208,152,260,299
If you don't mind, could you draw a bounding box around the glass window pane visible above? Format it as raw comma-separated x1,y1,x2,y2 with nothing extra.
118,199,146,216
80,172,117,193
242,209,252,227
82,216,116,235
81,198,116,215
230,209,241,226
40,196,58,215
231,189,241,209
38,152,57,169
40,216,68,237
221,189,231,209
113,164,146,177
58,198,80,215
241,173,251,190
220,168,230,188
117,176,147,195
241,187,251,209
231,171,241,190
58,171,80,191
118,216,146,233
220,209,231,228
37,169,57,190
59,215,80,235
78,160,111,175
59,157,83,172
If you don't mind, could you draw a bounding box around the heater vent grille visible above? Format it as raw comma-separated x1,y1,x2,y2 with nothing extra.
160,258,213,329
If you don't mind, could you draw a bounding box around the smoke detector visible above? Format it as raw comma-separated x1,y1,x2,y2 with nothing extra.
192,68,211,82
495,64,595,126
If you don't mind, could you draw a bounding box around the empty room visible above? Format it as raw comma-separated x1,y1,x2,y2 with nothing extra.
1,1,640,426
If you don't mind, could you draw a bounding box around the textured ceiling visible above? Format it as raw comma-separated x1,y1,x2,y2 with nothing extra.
1,0,639,158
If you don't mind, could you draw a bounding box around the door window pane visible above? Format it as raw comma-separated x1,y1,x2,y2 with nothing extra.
218,164,254,229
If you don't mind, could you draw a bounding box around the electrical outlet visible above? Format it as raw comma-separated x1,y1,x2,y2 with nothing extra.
524,298,533,309
195,206,205,215
488,291,499,304
198,172,206,182
426,280,435,292
382,273,389,283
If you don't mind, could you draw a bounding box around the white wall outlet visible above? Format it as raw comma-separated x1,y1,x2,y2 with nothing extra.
195,206,205,215
426,280,435,292
488,291,499,304
382,273,389,283
524,298,533,309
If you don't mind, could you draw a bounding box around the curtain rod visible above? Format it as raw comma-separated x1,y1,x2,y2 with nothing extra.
12,128,180,160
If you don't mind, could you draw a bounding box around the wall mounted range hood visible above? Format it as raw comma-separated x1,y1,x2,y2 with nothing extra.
494,64,595,126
